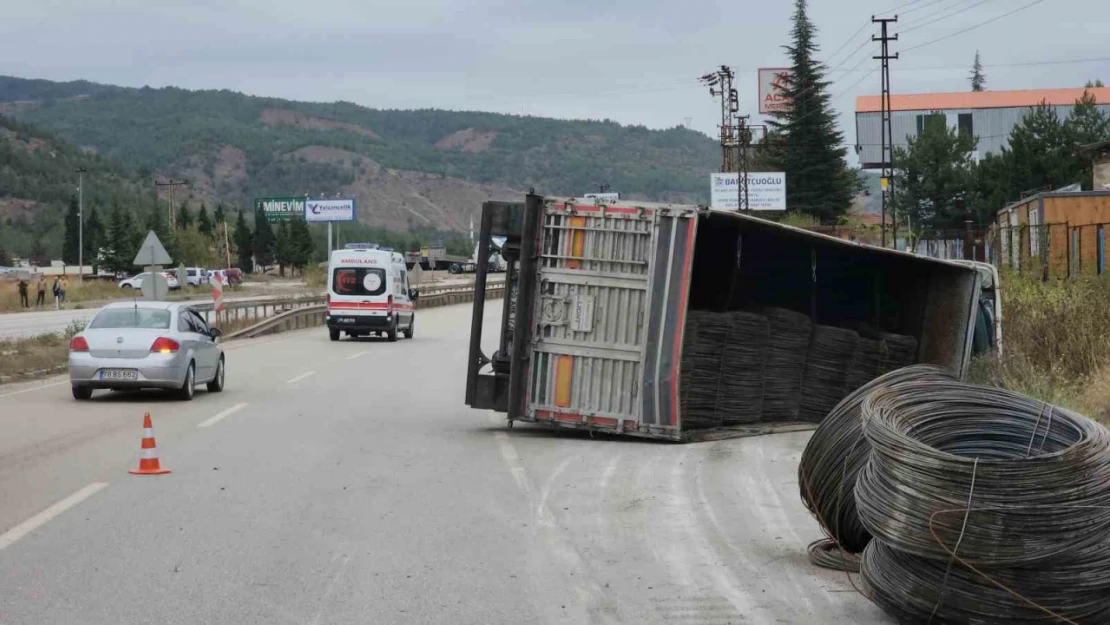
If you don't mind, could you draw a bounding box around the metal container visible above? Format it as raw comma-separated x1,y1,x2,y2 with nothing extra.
466,195,983,442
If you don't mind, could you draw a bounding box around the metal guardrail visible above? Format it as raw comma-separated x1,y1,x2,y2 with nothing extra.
223,282,506,341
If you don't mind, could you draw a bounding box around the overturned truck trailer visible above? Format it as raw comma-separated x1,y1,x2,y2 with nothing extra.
465,194,985,442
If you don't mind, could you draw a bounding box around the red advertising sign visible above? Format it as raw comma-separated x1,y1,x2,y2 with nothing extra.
759,68,794,114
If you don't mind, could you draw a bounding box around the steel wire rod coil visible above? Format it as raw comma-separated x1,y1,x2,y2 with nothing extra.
856,380,1110,567
807,538,862,573
862,537,1110,624
799,365,955,553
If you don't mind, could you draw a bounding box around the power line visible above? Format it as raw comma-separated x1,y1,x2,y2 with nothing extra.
825,21,873,66
830,55,1110,73
902,0,993,33
903,0,1047,53
899,0,949,16
899,0,976,31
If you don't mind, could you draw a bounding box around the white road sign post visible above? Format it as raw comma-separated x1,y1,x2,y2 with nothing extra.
133,231,173,301
305,198,356,254
710,173,786,211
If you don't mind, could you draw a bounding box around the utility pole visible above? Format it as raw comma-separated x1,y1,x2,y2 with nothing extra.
699,66,740,173
76,168,86,281
155,180,187,231
873,16,898,249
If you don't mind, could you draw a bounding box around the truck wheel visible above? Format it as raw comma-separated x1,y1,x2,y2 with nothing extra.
403,318,414,339
329,329,340,341
387,326,398,342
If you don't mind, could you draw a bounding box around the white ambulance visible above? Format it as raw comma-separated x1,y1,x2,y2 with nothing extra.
325,245,417,342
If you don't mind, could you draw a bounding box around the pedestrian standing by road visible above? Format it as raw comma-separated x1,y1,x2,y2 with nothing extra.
17,278,29,308
35,276,46,307
59,276,68,306
52,277,60,309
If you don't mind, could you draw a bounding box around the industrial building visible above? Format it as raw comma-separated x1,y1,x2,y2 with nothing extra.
855,87,1110,168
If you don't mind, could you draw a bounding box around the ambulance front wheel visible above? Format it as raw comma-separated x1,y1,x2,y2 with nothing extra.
403,317,414,339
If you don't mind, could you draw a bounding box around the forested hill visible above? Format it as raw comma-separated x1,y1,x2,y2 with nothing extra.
0,75,719,231
0,114,151,262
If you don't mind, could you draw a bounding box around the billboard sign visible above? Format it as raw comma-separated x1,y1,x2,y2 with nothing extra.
710,172,786,211
582,192,621,203
758,68,793,114
255,197,305,222
305,198,356,223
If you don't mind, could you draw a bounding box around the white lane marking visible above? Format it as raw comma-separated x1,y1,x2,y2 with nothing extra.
197,402,249,428
0,482,109,552
0,379,68,400
285,371,316,384
345,351,368,361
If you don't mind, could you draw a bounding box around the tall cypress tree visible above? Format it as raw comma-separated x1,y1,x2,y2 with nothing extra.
289,217,314,271
176,204,194,230
970,50,986,92
234,209,254,273
213,204,226,227
84,203,103,273
252,206,275,270
197,203,213,238
766,0,857,223
63,195,81,265
274,220,291,277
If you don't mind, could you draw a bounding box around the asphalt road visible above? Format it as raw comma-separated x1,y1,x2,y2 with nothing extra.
0,292,312,340
0,303,889,624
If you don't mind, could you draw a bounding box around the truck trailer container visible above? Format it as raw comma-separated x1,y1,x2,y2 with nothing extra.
465,194,988,442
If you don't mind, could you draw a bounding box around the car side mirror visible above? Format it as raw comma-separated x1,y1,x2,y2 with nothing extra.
409,288,419,300
209,328,223,339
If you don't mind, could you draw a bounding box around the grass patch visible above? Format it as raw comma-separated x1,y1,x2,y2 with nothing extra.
968,271,1110,424
0,279,245,313
0,320,85,380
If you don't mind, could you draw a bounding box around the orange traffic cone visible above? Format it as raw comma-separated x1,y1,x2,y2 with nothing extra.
129,412,171,475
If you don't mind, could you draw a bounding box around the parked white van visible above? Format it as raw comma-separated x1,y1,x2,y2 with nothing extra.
326,245,417,342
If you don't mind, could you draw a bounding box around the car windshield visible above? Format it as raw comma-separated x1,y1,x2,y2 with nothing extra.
88,307,172,329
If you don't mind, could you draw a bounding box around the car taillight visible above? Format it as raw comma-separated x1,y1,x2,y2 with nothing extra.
150,337,180,354
69,336,89,352
387,294,394,315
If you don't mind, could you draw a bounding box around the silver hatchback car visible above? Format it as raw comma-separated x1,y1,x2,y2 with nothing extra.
69,301,225,400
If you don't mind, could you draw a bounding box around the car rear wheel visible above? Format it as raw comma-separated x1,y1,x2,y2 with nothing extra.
121,284,132,289
207,357,225,392
387,326,398,342
177,362,195,401
72,385,93,400
329,329,340,341
403,317,414,339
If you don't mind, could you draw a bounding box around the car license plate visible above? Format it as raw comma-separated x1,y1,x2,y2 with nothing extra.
336,317,358,324
99,369,138,381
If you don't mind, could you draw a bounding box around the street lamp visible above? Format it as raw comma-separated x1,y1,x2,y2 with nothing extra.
76,168,87,281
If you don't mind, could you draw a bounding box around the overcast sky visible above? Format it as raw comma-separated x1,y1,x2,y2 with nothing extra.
2,0,1107,156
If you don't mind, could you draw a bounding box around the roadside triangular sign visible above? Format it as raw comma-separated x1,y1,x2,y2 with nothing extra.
133,230,173,266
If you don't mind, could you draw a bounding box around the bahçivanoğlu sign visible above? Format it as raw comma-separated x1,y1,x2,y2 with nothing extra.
710,173,786,211
305,198,356,223
255,197,305,222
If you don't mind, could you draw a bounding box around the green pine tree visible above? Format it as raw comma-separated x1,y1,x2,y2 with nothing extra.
274,220,292,277
84,203,104,274
105,203,136,274
289,217,314,270
252,206,275,270
970,51,986,92
234,209,254,273
892,115,977,234
145,205,177,263
29,240,47,266
765,0,857,222
176,204,193,230
197,203,213,238
63,195,81,265
213,203,225,226
1007,103,1076,195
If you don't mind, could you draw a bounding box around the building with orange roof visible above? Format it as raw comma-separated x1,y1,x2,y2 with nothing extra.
854,86,1110,169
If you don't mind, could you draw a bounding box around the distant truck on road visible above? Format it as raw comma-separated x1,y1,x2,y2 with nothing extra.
464,194,1000,442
